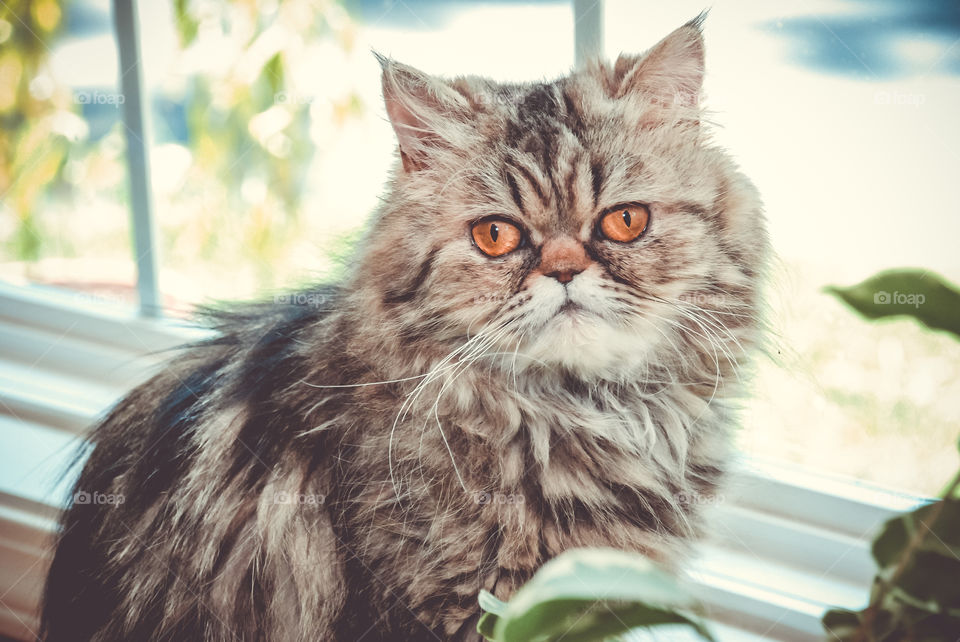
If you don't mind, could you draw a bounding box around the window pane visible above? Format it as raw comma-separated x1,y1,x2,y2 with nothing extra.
137,0,573,314
0,0,136,308
605,0,960,495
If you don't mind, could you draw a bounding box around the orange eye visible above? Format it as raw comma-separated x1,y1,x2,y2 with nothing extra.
471,218,523,257
599,204,650,243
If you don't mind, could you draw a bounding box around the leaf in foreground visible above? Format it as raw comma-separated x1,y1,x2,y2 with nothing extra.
478,548,714,642
824,269,960,339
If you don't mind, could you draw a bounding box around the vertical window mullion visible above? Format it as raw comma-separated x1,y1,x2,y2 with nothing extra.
113,0,161,318
573,0,604,69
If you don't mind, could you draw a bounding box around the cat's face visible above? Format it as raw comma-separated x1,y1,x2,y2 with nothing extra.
360,20,767,380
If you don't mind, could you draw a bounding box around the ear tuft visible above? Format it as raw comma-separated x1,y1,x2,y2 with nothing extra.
684,9,709,33
377,54,471,172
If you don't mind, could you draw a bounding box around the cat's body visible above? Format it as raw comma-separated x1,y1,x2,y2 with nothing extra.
42,17,767,642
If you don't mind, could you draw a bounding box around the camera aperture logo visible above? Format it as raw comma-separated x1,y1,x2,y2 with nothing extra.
73,490,124,506
873,290,925,308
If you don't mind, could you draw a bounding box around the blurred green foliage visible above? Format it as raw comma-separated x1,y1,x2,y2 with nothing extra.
823,485,960,640
0,0,72,261
1,0,363,301
165,0,362,292
824,270,960,641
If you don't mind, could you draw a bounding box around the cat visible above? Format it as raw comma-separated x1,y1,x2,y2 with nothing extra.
41,15,767,642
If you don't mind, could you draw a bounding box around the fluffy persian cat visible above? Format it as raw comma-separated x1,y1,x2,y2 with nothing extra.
42,16,767,642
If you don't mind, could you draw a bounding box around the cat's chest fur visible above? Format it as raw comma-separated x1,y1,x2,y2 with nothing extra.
336,365,726,636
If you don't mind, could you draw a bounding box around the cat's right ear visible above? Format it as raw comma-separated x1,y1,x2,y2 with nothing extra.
376,53,472,173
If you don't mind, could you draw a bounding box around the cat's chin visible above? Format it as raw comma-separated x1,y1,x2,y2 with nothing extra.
519,310,655,377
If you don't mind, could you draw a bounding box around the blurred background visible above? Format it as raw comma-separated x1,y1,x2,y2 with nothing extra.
1,0,959,496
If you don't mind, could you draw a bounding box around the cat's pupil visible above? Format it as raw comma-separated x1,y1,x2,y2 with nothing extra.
622,210,632,227
490,223,499,242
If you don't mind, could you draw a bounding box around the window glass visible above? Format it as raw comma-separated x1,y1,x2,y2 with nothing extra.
605,0,960,495
0,0,135,308
138,0,573,313
8,0,956,496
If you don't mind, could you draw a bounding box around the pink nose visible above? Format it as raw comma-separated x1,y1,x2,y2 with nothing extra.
546,268,581,283
538,238,592,284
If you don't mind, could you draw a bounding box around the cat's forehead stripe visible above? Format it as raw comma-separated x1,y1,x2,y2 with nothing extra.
499,81,596,230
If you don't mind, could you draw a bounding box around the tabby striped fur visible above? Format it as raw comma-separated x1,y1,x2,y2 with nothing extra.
43,16,767,641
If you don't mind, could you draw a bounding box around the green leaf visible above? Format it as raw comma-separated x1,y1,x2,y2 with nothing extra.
172,0,199,45
872,515,910,569
477,611,499,640
868,500,960,617
898,609,960,639
479,590,508,617
824,269,960,339
490,548,714,642
894,549,960,608
900,501,960,562
548,601,715,642
263,52,284,96
828,499,960,639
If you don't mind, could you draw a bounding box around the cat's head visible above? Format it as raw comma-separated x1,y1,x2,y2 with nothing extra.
356,17,767,381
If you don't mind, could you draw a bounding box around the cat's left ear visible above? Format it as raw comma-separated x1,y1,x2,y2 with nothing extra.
602,14,705,111
376,53,474,173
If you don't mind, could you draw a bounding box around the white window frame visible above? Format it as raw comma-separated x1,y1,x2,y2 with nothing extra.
0,1,929,640
115,0,161,317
